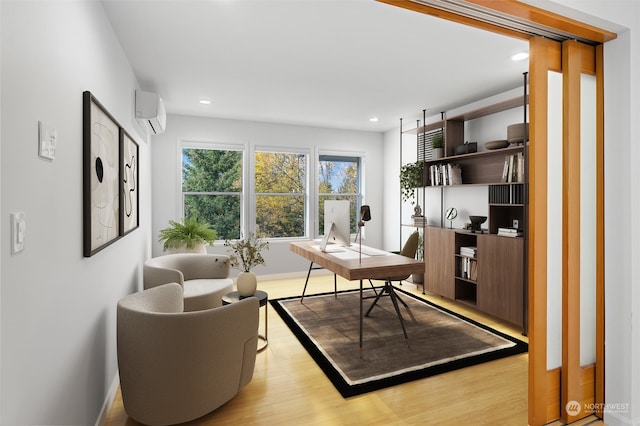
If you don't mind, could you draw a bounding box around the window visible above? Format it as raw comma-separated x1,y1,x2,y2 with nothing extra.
318,154,362,236
255,150,307,238
181,145,243,240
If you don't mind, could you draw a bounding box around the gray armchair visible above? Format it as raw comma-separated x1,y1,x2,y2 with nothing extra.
117,283,259,425
144,253,234,311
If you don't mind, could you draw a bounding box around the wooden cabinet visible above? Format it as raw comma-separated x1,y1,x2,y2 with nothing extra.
424,228,525,327
477,234,524,326
424,227,454,299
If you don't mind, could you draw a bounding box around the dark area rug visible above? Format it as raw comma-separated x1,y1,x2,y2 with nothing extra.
270,287,528,397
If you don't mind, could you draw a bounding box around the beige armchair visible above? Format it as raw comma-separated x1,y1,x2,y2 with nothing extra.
144,253,234,311
117,283,259,426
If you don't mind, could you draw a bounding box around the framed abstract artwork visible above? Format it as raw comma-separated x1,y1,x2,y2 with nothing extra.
83,91,121,257
120,128,139,235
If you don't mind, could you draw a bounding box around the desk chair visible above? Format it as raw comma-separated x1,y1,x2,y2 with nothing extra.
365,231,419,339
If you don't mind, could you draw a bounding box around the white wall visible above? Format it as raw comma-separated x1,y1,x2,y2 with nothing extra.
0,2,150,424
150,114,384,276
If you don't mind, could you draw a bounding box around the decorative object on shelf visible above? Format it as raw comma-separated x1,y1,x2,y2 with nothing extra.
468,215,487,233
445,207,458,229
507,122,529,144
431,132,444,159
158,216,217,253
454,141,478,155
484,140,510,150
225,233,269,296
400,161,424,204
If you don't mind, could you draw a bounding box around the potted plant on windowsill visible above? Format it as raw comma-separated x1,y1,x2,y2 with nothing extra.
158,216,217,253
225,232,270,296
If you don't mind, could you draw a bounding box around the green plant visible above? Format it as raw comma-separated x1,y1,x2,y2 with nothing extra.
158,217,217,251
431,132,444,149
400,161,424,204
224,232,270,272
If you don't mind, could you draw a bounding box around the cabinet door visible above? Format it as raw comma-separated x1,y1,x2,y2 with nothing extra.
424,227,455,299
477,235,524,326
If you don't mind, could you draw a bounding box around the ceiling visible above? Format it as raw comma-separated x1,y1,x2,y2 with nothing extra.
102,0,529,133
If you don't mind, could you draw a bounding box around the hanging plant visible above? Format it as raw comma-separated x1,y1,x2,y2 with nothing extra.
400,161,424,204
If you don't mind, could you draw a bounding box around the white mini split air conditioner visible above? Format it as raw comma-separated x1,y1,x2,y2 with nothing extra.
135,90,166,134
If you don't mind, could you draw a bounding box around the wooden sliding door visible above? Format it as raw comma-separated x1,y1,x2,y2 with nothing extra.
377,1,612,425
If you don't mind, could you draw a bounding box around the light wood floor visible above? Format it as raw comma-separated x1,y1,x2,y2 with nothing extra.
105,274,603,426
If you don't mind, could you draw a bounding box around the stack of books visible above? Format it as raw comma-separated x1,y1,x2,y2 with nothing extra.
411,215,427,227
497,227,523,237
459,246,477,258
429,163,462,186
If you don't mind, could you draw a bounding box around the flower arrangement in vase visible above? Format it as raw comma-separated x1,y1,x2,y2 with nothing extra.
224,233,269,296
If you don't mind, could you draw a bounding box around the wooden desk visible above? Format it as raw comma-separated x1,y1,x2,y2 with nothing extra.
289,241,424,355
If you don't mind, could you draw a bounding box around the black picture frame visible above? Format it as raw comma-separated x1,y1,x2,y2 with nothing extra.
120,128,139,236
83,91,121,257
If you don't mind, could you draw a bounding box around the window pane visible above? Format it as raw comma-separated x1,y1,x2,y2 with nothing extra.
182,148,242,192
255,152,305,193
256,195,305,238
319,158,358,194
184,194,240,240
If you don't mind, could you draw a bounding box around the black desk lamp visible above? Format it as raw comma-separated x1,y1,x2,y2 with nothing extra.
356,205,371,262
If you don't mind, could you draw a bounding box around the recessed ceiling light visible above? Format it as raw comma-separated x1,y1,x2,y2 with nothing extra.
511,52,529,61
199,99,212,105
369,117,379,123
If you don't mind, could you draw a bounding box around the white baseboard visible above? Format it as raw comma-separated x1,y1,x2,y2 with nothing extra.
95,373,119,426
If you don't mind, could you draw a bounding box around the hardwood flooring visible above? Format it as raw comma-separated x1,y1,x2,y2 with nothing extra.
105,274,602,426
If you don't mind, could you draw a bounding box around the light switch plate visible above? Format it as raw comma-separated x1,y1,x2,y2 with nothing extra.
38,121,57,160
11,212,26,254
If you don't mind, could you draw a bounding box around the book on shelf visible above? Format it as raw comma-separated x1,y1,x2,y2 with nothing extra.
411,215,427,226
429,163,462,186
460,256,478,281
497,227,523,237
502,152,525,183
459,246,477,258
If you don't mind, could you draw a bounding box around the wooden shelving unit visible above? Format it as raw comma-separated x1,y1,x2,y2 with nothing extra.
405,77,529,329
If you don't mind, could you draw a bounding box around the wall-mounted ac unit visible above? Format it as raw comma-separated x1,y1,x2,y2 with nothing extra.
135,90,166,134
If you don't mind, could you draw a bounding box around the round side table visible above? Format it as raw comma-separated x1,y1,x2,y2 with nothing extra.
222,290,268,352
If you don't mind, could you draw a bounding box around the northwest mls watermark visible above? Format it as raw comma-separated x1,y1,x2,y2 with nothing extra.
566,400,630,416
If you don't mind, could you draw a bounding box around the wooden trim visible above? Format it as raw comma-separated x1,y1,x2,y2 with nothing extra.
467,0,617,43
595,43,605,419
376,0,530,41
376,0,616,44
547,368,561,422
528,36,557,426
561,39,583,424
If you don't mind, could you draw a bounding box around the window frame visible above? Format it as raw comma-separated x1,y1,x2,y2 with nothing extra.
315,150,365,239
253,146,310,240
178,139,248,241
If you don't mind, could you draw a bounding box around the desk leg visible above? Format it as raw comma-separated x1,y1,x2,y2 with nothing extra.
359,278,363,358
